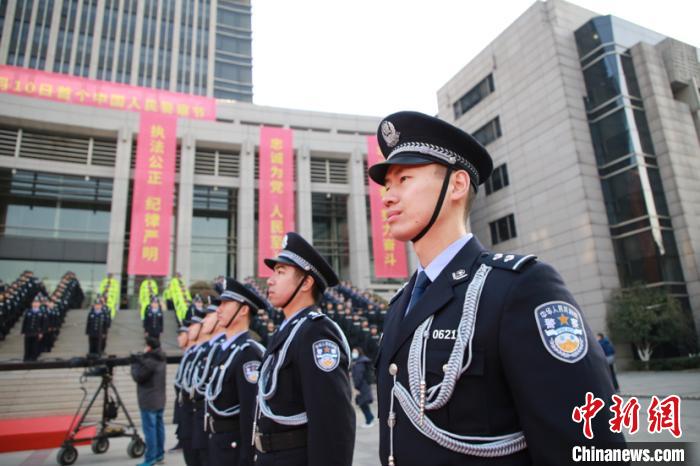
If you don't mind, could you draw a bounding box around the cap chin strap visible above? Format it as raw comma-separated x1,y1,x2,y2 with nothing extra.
222,302,243,329
411,168,453,243
280,271,309,310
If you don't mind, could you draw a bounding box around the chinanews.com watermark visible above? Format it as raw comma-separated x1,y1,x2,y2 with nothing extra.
572,444,691,464
569,392,697,464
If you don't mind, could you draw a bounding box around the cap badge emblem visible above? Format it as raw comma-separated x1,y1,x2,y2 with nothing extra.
282,234,288,249
381,120,400,148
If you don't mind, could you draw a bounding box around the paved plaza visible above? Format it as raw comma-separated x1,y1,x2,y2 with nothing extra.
0,370,698,465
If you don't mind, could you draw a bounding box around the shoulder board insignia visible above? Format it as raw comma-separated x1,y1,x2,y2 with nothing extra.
482,253,537,272
308,311,324,320
389,282,409,305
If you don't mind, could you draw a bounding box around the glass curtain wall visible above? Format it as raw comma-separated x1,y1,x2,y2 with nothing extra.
190,185,236,282
575,17,687,299
0,169,111,294
312,192,349,280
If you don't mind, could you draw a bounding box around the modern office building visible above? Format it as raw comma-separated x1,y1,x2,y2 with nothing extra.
438,0,700,337
0,0,253,101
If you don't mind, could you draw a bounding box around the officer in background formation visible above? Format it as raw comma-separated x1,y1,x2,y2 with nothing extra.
143,296,164,340
184,295,205,326
2,271,47,341
86,298,111,355
99,273,120,318
368,111,625,465
41,295,60,353
21,296,46,361
254,232,355,466
205,279,266,466
140,276,160,319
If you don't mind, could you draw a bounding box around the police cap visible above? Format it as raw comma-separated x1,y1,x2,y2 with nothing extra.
219,278,267,311
368,111,493,190
264,232,339,291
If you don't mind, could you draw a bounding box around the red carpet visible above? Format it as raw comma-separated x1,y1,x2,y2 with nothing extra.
0,416,95,453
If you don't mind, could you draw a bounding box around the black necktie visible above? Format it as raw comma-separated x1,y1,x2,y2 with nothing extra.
405,271,431,316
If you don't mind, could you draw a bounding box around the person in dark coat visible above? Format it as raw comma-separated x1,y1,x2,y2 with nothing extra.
368,111,626,465
351,346,375,427
131,336,167,466
21,296,46,361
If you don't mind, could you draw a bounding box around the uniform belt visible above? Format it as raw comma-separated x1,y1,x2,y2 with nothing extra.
208,417,240,434
254,428,308,454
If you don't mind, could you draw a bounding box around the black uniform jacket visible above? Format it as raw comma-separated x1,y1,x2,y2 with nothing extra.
85,309,111,337
143,308,164,335
376,236,626,466
258,306,355,466
22,309,46,336
208,331,263,465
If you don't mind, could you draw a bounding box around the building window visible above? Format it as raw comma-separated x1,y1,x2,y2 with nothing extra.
472,117,502,146
489,214,517,245
453,74,494,119
485,163,509,195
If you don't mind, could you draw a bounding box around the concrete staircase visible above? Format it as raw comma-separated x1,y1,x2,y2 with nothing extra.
0,308,183,425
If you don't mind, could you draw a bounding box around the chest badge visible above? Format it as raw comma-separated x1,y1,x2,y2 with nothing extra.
534,301,588,363
312,339,340,372
243,360,261,384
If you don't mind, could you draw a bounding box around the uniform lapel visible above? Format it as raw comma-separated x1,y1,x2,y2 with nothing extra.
387,237,487,362
377,273,416,366
263,307,312,357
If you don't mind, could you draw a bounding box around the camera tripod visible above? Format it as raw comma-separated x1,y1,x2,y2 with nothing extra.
56,360,145,465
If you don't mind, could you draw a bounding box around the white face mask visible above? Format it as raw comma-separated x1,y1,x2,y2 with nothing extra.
352,351,359,360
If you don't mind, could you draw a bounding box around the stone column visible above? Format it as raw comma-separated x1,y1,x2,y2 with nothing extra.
348,147,371,288
295,144,313,240
175,132,195,284
106,127,133,278
236,139,256,278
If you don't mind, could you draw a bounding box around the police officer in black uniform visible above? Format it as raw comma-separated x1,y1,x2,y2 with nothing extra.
188,296,227,465
143,296,165,340
86,299,111,355
254,232,355,466
205,278,266,466
21,296,46,361
368,111,626,465
177,306,207,466
170,322,190,453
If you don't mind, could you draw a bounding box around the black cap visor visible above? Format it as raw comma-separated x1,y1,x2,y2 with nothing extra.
263,256,298,271
368,153,442,185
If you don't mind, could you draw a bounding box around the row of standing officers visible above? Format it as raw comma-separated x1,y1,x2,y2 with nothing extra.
176,110,624,466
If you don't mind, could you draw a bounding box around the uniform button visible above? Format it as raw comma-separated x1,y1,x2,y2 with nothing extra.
389,363,398,375
442,364,449,373
231,441,237,448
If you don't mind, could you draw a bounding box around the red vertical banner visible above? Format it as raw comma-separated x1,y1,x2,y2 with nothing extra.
258,127,295,277
367,136,408,278
127,114,178,276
